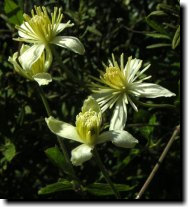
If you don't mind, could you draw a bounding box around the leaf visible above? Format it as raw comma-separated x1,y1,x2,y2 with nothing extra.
145,11,168,35
87,26,102,36
146,43,171,49
157,3,180,17
4,0,23,25
45,147,70,174
1,140,16,162
86,183,135,196
147,10,167,18
172,25,180,49
38,180,73,195
145,33,171,40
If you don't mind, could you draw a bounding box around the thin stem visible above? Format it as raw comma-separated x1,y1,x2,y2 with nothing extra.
51,46,77,82
36,84,52,116
132,97,176,110
93,147,121,199
35,83,84,194
135,125,180,199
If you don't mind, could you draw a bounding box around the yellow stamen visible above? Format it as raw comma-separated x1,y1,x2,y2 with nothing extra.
76,110,101,146
102,66,126,89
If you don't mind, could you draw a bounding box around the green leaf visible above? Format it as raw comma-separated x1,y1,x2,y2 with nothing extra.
87,26,102,36
157,3,180,17
146,43,171,49
147,10,167,18
45,147,70,174
4,0,23,25
140,114,157,139
1,140,16,162
145,19,168,35
86,183,135,196
146,11,168,35
145,33,171,40
38,180,73,195
172,25,180,49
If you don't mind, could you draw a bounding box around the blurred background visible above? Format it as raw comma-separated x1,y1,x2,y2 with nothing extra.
0,0,180,200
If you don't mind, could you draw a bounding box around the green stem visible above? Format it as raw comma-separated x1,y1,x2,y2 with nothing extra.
35,83,84,194
51,46,77,82
93,147,121,199
132,97,176,109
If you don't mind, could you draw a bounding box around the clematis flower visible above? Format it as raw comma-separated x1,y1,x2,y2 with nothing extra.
45,96,138,166
14,6,85,69
8,44,52,86
91,54,176,130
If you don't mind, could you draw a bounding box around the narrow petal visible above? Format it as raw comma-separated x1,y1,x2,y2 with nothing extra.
45,116,82,143
71,144,93,166
132,82,176,98
52,36,85,55
111,130,139,148
18,22,37,40
56,22,74,34
33,73,52,86
19,44,45,70
109,99,127,130
128,96,138,112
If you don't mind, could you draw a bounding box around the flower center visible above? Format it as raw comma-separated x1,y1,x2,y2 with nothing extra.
76,110,101,146
103,67,126,90
22,6,63,44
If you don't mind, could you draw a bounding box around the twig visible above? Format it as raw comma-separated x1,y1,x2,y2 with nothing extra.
135,124,180,199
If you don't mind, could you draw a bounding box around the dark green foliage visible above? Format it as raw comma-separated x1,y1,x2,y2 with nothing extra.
0,0,180,200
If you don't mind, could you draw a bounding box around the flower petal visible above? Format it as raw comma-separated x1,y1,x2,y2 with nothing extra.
20,44,30,54
109,99,127,130
18,22,37,40
111,130,139,148
52,36,85,55
8,52,29,79
56,22,74,34
45,116,82,143
19,44,45,70
33,73,52,86
82,96,101,113
71,144,93,166
132,82,176,98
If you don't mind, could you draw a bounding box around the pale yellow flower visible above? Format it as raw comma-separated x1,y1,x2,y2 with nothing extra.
14,6,85,69
91,54,176,130
45,96,138,166
8,44,52,85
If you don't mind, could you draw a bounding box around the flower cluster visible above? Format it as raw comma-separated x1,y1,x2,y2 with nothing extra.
9,6,85,85
8,6,176,167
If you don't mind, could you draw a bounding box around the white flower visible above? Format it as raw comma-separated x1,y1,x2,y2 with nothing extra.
14,6,85,69
8,44,52,86
45,96,138,166
91,54,176,130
